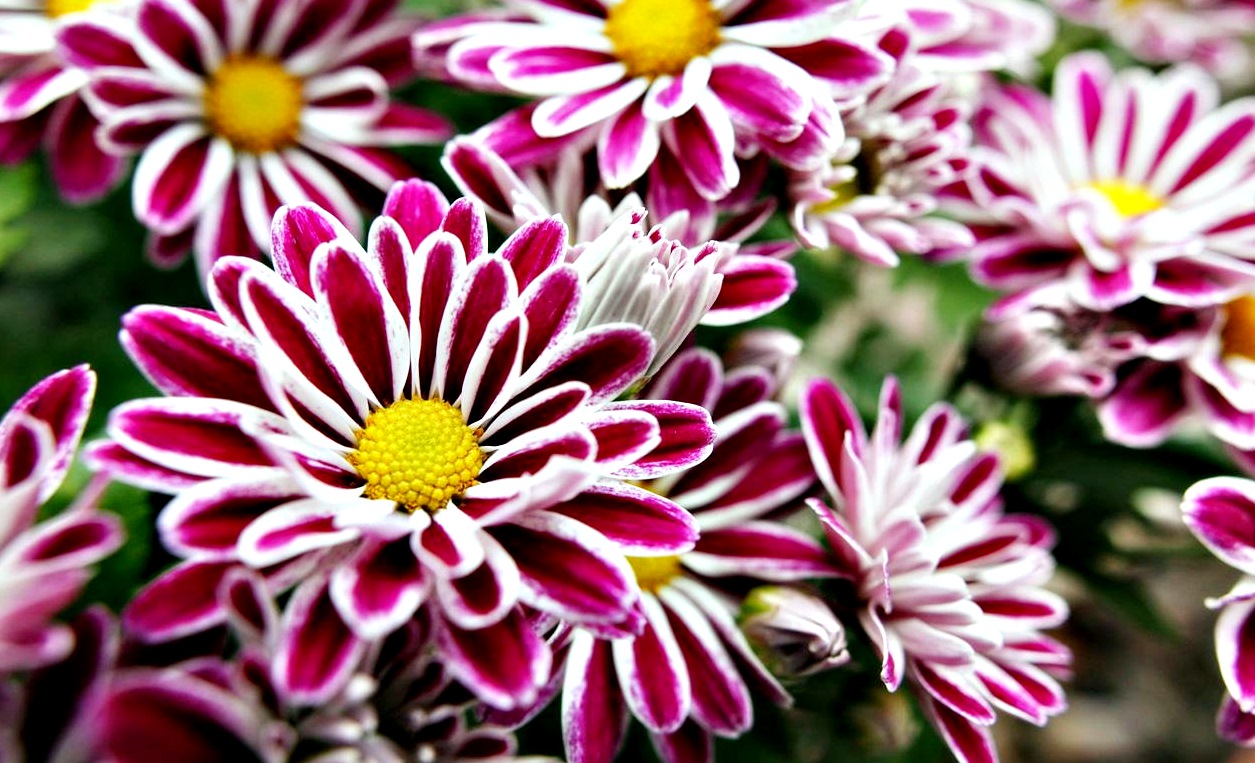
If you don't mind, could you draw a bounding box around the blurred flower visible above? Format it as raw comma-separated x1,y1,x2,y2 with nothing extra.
945,52,1255,311
57,0,450,277
1048,0,1255,83
0,366,122,674
801,377,1070,763
422,0,893,197
516,344,833,763
90,182,716,712
882,0,1055,74
739,585,849,678
790,26,975,266
0,1,129,203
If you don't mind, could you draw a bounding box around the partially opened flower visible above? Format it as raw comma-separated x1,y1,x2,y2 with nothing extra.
0,366,122,674
57,0,450,276
424,0,893,197
945,52,1255,311
90,182,715,711
801,377,1070,763
0,1,128,203
528,345,835,763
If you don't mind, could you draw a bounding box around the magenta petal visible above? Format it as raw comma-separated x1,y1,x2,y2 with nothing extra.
613,595,690,733
270,203,356,298
563,634,630,763
438,607,552,710
598,101,660,189
3,364,94,499
329,538,426,640
915,662,996,725
1183,477,1255,574
158,477,294,559
384,179,450,249
499,216,568,290
46,96,126,204
800,377,865,500
661,590,752,735
920,695,998,763
1217,596,1255,710
273,578,365,705
705,256,796,325
1097,361,1187,447
604,401,716,480
550,483,698,555
1219,694,1255,745
520,324,652,406
687,523,838,580
650,719,713,763
123,559,236,642
518,265,581,369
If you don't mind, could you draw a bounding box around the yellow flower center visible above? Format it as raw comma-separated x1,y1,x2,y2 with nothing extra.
45,0,109,16
810,177,861,215
627,555,683,593
347,398,485,514
203,55,303,154
1222,295,1255,362
604,0,721,79
1088,180,1164,218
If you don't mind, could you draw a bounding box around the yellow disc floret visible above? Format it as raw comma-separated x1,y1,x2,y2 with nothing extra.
1088,179,1165,218
348,398,485,514
1223,295,1255,362
604,0,720,79
627,554,683,593
204,55,303,154
46,0,109,17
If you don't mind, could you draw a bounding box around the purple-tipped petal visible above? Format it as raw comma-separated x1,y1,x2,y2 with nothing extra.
438,607,552,711
273,578,365,706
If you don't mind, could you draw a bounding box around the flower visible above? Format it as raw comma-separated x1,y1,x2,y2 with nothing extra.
1047,0,1255,83
739,585,849,678
800,377,1070,763
90,181,716,712
424,0,893,197
944,52,1255,311
0,365,122,674
57,0,450,276
530,344,835,762
0,1,127,202
876,0,1055,75
789,25,976,266
1180,476,1255,745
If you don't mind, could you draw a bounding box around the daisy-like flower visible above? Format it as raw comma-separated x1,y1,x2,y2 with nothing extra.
0,366,122,674
790,26,975,266
1047,0,1255,83
56,0,450,275
1181,476,1255,746
0,0,129,203
801,377,1070,763
878,0,1055,74
944,52,1255,311
526,345,835,763
90,181,716,712
423,0,893,198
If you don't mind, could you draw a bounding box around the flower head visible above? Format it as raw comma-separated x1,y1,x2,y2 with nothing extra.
58,0,451,275
800,377,1070,763
92,182,716,711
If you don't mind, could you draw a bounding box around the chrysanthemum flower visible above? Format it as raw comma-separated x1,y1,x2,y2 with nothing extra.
57,0,450,275
0,366,122,674
879,0,1055,74
790,26,975,266
0,1,127,202
423,0,893,197
1181,476,1255,746
90,181,716,711
520,345,835,763
1047,0,1255,83
443,136,797,360
801,377,1070,763
945,52,1255,311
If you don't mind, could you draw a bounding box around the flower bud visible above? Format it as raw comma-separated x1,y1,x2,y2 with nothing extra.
739,586,849,678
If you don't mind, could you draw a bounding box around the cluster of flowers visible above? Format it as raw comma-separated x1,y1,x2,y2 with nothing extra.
4,0,1255,760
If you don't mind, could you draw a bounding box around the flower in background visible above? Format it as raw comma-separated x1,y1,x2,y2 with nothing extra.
1181,476,1255,746
90,181,715,711
423,0,893,199
57,0,450,277
528,344,836,763
1048,0,1255,84
0,365,122,674
789,26,976,266
0,1,128,203
801,377,1070,763
878,0,1056,74
739,585,850,678
945,52,1255,311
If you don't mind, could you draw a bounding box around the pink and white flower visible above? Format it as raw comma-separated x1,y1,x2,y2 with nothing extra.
801,377,1070,763
90,181,716,711
524,345,835,763
424,0,893,197
0,366,122,674
944,52,1255,311
0,1,128,203
877,0,1055,75
1048,0,1255,83
57,0,450,277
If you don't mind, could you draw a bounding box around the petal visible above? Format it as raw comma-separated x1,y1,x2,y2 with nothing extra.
1183,477,1255,575
563,633,630,763
550,483,699,555
273,578,366,705
438,607,552,710
612,594,691,733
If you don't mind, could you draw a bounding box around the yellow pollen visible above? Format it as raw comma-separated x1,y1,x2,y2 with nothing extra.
627,555,683,593
1088,180,1165,218
347,398,485,515
1222,295,1255,362
203,55,303,154
604,0,720,79
45,0,110,16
